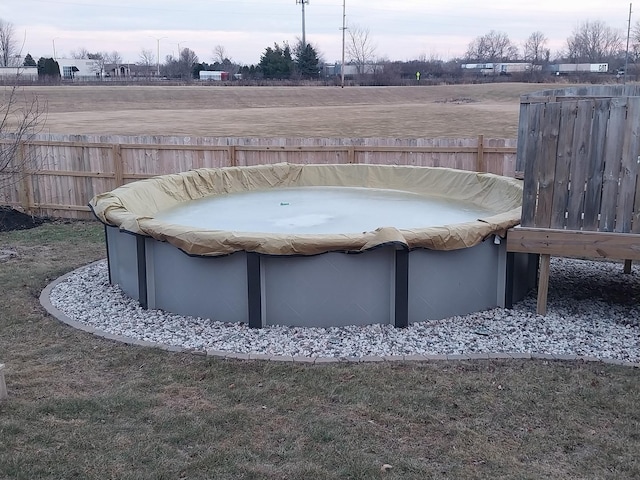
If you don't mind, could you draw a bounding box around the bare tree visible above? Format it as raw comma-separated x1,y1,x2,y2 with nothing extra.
0,82,46,204
631,20,640,61
178,47,198,79
628,20,640,78
210,44,240,76
87,52,106,77
212,45,229,64
346,24,377,74
137,49,156,77
0,19,18,67
105,50,123,66
566,20,623,62
466,30,519,62
102,51,123,77
71,47,90,59
164,49,199,79
523,31,549,64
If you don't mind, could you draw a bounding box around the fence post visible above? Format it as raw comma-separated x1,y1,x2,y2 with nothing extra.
476,134,485,172
348,146,356,164
228,145,237,167
112,144,123,187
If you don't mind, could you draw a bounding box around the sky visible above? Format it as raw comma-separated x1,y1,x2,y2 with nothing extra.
0,0,635,66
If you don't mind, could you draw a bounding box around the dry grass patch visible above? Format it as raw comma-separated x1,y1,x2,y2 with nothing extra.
19,83,562,138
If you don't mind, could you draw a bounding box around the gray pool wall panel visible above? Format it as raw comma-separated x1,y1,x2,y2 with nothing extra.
407,240,501,323
104,227,534,327
145,240,249,323
106,227,140,301
262,248,395,327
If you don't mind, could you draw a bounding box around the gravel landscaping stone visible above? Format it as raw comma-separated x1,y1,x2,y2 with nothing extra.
48,257,640,362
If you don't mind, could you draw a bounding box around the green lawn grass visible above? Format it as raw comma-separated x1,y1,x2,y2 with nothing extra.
1,221,639,479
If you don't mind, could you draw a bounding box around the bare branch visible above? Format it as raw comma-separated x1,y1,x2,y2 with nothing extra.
0,77,47,204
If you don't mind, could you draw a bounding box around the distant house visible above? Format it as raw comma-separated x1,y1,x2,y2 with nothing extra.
104,63,158,78
105,63,130,77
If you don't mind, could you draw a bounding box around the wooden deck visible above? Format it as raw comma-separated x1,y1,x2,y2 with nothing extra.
507,86,640,314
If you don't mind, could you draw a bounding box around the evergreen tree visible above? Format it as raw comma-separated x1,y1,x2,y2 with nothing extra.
36,57,60,78
23,53,36,67
295,43,320,79
259,43,293,79
239,65,252,79
192,62,204,79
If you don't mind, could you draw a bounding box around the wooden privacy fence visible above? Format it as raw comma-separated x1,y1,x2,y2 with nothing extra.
507,85,640,314
0,134,517,219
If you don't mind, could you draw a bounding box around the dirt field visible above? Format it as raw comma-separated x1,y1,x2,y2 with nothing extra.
18,83,561,138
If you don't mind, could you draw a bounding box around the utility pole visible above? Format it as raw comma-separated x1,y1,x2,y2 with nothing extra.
624,3,632,85
341,0,346,88
296,0,309,47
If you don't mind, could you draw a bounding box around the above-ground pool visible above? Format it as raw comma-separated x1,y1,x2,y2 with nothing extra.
90,163,536,328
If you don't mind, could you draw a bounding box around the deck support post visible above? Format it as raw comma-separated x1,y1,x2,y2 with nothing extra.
536,254,551,315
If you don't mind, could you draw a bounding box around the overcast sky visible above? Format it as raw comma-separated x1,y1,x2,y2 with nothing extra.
1,0,634,65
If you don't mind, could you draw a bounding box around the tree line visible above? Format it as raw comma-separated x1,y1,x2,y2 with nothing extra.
2,16,640,80
465,21,626,65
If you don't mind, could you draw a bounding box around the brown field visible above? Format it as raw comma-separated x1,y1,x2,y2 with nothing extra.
19,83,562,138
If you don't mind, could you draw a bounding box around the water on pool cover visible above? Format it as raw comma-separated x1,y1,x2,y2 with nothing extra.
154,186,496,235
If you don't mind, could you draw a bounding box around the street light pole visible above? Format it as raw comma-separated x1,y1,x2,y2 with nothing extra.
52,38,59,60
150,36,167,77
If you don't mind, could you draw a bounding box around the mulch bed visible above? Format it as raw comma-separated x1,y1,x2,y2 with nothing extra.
0,206,49,232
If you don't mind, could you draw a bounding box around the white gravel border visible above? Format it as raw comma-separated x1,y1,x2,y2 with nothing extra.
41,257,640,365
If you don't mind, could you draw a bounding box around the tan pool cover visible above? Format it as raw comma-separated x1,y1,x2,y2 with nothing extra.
89,163,522,256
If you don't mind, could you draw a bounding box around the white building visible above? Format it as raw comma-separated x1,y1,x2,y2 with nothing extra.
199,71,229,81
0,66,38,81
56,58,101,80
